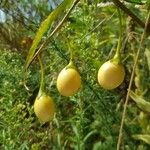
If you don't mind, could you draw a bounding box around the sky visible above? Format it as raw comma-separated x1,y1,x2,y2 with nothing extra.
0,9,6,23
0,0,64,23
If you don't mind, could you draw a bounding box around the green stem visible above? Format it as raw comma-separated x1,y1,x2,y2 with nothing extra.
68,40,74,62
62,33,74,62
23,69,30,91
38,54,45,96
113,8,122,63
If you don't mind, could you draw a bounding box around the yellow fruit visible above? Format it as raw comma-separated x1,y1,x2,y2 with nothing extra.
34,95,55,122
97,60,125,90
57,68,81,96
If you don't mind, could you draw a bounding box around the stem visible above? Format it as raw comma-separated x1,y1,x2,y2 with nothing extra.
112,0,145,29
23,70,30,91
28,0,80,67
38,54,45,96
69,44,74,62
113,8,122,63
117,10,150,150
61,33,74,62
67,39,74,62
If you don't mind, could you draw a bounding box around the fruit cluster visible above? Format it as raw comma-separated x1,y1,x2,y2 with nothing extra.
33,57,125,122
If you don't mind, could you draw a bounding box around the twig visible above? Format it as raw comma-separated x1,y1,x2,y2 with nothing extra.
29,0,80,67
117,9,150,150
112,0,145,28
23,0,80,90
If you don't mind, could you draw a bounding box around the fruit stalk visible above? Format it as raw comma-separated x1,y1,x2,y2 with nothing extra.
68,40,74,62
113,8,122,64
38,54,45,96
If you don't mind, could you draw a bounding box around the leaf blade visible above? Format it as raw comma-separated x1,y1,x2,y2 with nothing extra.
25,0,73,69
132,134,150,145
129,91,150,113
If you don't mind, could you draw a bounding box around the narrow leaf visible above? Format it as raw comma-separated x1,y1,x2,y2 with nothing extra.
25,0,73,69
145,48,150,71
129,91,150,113
132,134,150,145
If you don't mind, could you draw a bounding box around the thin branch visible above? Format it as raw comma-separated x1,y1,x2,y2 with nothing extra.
117,9,150,150
28,0,80,67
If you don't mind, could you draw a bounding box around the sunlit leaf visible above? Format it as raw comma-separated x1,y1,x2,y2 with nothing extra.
132,134,150,145
138,111,149,130
25,0,73,70
129,91,150,113
145,48,150,71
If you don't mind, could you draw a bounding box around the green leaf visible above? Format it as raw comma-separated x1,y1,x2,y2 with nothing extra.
138,111,149,130
145,48,150,71
132,134,150,145
25,0,73,70
129,91,150,113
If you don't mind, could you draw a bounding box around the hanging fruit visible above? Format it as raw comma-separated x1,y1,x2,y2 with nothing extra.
56,39,81,96
97,60,125,90
97,8,125,90
34,55,55,122
34,94,55,122
57,61,81,96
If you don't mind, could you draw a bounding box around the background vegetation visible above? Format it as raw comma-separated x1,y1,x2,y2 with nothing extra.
0,0,150,149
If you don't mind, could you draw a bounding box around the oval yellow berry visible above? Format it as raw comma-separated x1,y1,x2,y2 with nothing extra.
97,60,125,90
34,95,55,122
57,68,81,96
